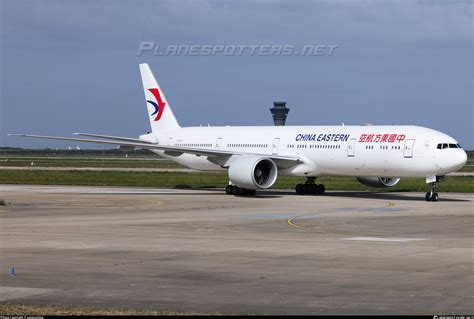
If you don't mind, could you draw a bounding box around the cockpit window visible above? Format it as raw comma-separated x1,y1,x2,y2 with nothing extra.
437,143,461,149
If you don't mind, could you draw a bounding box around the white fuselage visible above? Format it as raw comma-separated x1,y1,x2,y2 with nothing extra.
141,125,467,178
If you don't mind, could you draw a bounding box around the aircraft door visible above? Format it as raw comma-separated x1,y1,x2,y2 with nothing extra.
347,138,356,157
272,138,280,155
404,139,415,158
167,137,174,146
215,137,223,149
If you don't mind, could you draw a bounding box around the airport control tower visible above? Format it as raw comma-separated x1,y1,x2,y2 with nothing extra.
269,101,290,126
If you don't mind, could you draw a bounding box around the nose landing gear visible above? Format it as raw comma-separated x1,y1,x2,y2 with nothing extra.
425,182,439,202
295,177,325,195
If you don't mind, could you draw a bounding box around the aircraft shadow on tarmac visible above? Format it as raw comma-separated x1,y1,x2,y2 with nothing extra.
315,191,468,202
253,190,469,202
100,187,470,202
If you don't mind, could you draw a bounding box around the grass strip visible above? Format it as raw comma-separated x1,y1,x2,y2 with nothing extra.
0,304,217,316
0,169,473,193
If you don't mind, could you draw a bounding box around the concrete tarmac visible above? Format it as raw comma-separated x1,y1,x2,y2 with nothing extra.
0,185,472,315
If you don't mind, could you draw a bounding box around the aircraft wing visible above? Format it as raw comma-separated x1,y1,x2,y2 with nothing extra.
8,133,304,168
73,132,155,144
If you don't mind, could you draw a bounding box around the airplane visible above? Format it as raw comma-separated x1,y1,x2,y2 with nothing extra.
9,63,467,202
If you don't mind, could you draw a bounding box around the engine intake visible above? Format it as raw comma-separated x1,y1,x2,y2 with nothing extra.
228,156,278,189
356,177,400,188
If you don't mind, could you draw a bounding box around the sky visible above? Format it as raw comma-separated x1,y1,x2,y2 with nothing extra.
0,0,472,149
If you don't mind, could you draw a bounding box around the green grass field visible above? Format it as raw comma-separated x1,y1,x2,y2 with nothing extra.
0,304,215,316
459,163,474,172
0,169,472,193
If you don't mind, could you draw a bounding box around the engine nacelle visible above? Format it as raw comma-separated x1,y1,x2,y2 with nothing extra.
228,156,278,190
356,177,400,188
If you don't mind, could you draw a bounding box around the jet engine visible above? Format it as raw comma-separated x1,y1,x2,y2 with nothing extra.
356,177,400,188
228,156,278,190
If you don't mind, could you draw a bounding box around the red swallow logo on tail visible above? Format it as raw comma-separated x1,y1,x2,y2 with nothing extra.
146,88,166,121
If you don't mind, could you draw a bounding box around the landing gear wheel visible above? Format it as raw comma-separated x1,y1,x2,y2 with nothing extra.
295,184,303,194
231,185,239,195
316,184,325,195
425,181,440,202
425,192,432,202
295,177,326,195
226,184,257,196
303,184,312,194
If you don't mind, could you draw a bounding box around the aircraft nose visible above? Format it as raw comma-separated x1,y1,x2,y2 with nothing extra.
453,150,468,170
460,150,468,166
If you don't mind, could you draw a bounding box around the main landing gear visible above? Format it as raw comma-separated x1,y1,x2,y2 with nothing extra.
425,182,439,202
225,184,256,196
295,177,325,195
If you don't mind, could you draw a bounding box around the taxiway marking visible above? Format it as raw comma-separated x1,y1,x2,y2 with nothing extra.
286,218,314,232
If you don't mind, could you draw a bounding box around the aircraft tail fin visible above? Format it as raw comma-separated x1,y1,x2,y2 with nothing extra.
139,63,180,133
